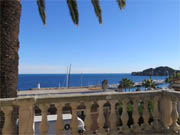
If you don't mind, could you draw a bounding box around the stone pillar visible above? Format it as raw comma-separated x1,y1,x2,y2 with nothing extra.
160,94,172,129
18,99,34,135
121,99,129,132
169,98,180,132
132,99,140,132
153,96,162,130
39,104,49,135
71,102,78,135
109,100,117,133
141,99,151,130
84,102,92,134
1,106,15,135
97,100,106,134
55,103,64,135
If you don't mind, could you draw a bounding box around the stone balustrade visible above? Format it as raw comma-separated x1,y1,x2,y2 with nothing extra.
0,90,180,135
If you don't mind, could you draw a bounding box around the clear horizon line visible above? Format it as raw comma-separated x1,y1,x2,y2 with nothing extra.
18,72,131,74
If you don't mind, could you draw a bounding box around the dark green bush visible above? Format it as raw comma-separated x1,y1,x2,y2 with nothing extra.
117,100,154,127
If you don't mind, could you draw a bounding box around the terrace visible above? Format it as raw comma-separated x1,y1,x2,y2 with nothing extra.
1,89,180,135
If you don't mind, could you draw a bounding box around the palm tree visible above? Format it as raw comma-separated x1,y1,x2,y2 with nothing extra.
0,1,125,133
136,87,140,92
127,79,134,91
118,78,134,92
0,1,21,98
119,78,128,92
0,0,125,99
142,77,156,90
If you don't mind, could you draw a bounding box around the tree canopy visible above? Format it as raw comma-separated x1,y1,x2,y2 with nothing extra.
118,78,134,92
142,77,156,90
165,72,180,85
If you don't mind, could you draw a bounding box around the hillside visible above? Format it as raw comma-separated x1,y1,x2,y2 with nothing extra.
132,66,177,76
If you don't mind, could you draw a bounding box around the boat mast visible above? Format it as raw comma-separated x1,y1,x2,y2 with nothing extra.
68,64,71,88
80,72,83,88
66,66,69,88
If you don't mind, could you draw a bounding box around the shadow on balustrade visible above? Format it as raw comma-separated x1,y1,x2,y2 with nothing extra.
116,99,155,130
0,111,4,135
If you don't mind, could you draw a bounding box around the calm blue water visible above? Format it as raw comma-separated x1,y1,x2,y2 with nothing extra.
18,74,168,91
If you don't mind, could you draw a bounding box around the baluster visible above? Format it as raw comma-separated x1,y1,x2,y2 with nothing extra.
169,98,180,132
18,99,34,135
121,99,129,132
55,103,64,135
84,102,92,134
71,102,78,135
97,100,106,134
142,99,151,130
1,106,15,135
132,99,140,132
116,104,121,129
153,96,163,130
39,104,49,135
109,100,118,133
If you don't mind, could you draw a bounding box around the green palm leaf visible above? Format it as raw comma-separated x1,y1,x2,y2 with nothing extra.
36,0,125,26
37,0,46,25
117,0,126,10
91,0,102,24
67,0,79,26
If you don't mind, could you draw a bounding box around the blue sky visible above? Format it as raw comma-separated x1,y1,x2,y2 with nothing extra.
19,0,180,74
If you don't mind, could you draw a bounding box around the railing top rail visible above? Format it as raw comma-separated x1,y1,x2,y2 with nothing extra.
162,89,180,99
0,90,165,107
2,89,180,106
35,90,163,104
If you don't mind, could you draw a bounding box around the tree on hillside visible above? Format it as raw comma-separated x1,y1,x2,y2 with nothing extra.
0,0,125,98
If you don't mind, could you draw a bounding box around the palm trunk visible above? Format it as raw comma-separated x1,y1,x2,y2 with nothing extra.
0,0,21,98
0,0,21,134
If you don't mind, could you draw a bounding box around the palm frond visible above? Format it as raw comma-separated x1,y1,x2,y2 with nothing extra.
37,0,46,25
67,0,79,26
117,0,126,10
91,0,102,24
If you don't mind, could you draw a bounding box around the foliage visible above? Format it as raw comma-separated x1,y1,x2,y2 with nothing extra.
165,72,180,85
118,78,134,92
174,72,180,80
165,75,174,84
117,0,126,10
67,0,79,25
91,0,102,24
142,77,156,90
128,79,134,91
117,100,154,127
37,0,46,25
36,0,126,26
136,87,140,91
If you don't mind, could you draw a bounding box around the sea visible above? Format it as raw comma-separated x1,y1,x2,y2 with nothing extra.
18,74,168,91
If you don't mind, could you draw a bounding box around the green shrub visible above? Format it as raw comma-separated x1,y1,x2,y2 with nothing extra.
117,100,154,127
